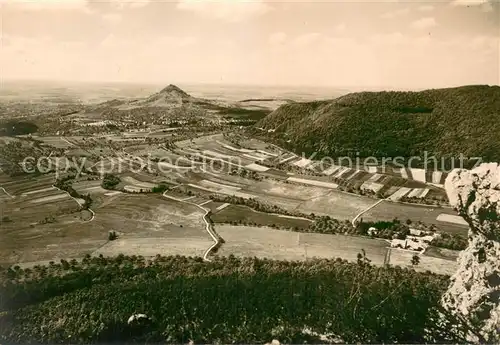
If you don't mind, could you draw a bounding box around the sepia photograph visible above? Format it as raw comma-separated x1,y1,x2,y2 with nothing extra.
0,0,499,343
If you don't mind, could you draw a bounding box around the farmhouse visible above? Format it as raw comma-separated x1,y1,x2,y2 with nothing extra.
367,227,378,236
408,235,435,244
409,228,434,236
410,228,424,236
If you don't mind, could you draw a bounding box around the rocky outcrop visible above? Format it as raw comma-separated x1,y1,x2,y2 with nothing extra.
442,163,500,342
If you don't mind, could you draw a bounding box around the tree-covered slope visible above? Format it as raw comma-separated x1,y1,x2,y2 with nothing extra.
254,85,500,161
0,255,470,344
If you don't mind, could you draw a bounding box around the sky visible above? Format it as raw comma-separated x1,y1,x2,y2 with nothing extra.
0,0,499,89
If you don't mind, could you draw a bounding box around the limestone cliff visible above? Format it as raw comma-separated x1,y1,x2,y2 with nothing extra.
443,163,500,342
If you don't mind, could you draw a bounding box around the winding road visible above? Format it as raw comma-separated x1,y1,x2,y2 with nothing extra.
162,190,220,262
52,184,96,222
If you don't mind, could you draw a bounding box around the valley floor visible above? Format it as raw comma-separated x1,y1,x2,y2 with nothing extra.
0,133,468,276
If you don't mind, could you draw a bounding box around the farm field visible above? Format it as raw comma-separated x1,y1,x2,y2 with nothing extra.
388,248,458,276
299,232,389,266
121,176,157,189
1,183,81,226
246,179,329,200
232,137,282,154
203,201,226,212
0,174,57,195
0,189,13,201
200,172,375,221
32,136,75,149
0,203,100,265
0,192,213,265
195,170,254,187
363,200,469,235
296,190,377,220
231,136,451,205
213,224,457,276
72,179,109,195
185,183,257,199
215,225,307,261
93,194,208,237
215,225,391,268
93,237,213,258
211,204,312,229
424,246,461,261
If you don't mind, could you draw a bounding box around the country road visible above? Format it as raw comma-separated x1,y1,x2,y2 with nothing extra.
52,184,96,222
352,199,385,227
162,190,220,261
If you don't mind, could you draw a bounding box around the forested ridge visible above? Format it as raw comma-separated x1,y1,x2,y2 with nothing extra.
254,85,500,161
0,255,471,343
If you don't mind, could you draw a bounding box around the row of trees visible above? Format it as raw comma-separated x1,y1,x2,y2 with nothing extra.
54,174,92,210
430,232,468,251
208,194,315,219
0,254,472,344
356,219,411,240
151,183,170,193
229,168,262,181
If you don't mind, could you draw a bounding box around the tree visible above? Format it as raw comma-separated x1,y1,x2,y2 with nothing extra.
108,231,118,241
357,249,371,265
411,254,420,266
101,174,121,190
152,184,168,193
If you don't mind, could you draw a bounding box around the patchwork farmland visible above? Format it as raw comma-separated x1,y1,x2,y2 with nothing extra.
1,130,468,277
1,78,496,345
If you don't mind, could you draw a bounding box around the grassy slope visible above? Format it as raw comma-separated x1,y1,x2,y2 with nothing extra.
254,85,500,161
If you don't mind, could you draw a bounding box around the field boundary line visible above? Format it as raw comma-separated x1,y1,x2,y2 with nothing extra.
383,247,392,266
387,199,453,209
60,136,75,147
0,187,14,198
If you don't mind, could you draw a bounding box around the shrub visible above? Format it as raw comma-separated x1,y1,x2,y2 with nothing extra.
102,174,121,190
152,184,169,193
108,231,118,241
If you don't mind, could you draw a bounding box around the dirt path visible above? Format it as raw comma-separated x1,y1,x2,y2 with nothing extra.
383,247,392,266
351,198,385,227
0,187,14,199
162,190,221,261
52,184,95,222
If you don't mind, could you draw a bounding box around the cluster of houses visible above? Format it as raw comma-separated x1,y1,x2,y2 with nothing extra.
367,227,437,252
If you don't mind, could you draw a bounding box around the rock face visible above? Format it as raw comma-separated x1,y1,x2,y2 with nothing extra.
127,313,150,325
443,163,500,342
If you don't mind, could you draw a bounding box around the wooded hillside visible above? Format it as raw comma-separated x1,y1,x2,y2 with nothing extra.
254,85,500,162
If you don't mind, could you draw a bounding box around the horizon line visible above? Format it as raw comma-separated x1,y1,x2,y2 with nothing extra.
2,77,499,92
